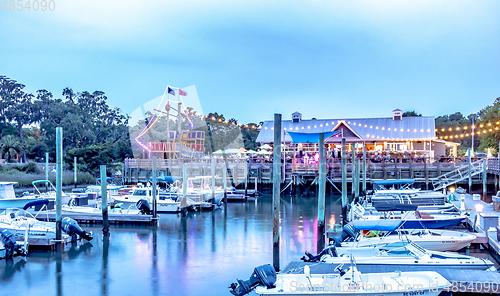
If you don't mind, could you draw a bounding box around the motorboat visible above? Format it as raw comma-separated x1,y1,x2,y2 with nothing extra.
229,263,450,296
369,179,446,206
336,219,476,252
303,240,495,271
0,182,38,210
0,208,92,247
32,180,74,205
350,203,467,229
113,186,180,212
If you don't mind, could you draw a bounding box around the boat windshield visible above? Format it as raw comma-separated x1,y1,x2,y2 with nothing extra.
133,190,149,196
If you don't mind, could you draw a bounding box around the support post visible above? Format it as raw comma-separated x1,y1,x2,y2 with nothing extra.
74,156,77,187
483,158,487,200
152,156,158,220
341,138,347,223
351,144,355,199
223,162,227,203
55,127,62,251
362,144,366,195
317,133,326,253
101,165,109,235
211,156,216,201
468,148,472,193
244,161,249,198
181,164,188,212
272,114,282,272
45,152,49,192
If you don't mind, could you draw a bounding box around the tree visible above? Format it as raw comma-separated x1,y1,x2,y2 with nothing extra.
402,110,422,117
0,135,21,162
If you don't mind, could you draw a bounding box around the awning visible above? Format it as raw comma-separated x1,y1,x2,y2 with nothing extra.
373,179,415,186
286,131,341,143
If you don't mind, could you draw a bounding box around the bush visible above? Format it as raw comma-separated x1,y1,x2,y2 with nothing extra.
19,162,41,174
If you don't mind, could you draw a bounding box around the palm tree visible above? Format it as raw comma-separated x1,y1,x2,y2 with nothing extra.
0,135,22,162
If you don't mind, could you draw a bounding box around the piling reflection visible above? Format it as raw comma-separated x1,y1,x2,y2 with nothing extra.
102,236,109,296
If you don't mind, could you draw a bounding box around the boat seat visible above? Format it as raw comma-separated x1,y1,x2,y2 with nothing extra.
416,210,433,219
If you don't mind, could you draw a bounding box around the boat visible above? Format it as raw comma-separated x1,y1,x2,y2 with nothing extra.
32,180,74,205
113,185,180,212
369,179,446,206
0,208,92,247
335,219,476,252
351,203,467,229
302,240,495,271
229,263,450,296
0,182,38,210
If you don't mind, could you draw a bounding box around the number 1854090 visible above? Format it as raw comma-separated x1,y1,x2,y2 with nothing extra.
1,0,55,11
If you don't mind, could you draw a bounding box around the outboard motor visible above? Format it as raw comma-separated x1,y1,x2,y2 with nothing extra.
136,199,151,215
301,245,338,262
62,217,93,241
229,264,276,296
331,223,358,247
1,229,22,258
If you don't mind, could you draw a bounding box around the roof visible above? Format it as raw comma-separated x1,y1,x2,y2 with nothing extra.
256,116,436,143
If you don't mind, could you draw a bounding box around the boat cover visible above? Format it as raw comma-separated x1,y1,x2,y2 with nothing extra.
153,176,181,183
373,203,419,212
351,219,403,231
373,179,415,186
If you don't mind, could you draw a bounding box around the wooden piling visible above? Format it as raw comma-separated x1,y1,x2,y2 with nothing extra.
223,162,227,203
351,145,355,198
101,165,109,235
272,113,282,272
317,133,326,253
74,156,77,187
45,152,49,192
55,127,62,251
483,158,487,200
362,144,366,195
424,160,428,190
341,138,347,223
244,162,249,197
211,156,216,200
469,148,472,192
152,156,158,220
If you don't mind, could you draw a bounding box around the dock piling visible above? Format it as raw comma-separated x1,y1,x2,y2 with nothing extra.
74,156,77,188
469,148,472,193
362,144,366,195
211,156,216,201
152,156,158,220
341,138,347,223
483,158,487,200
272,113,282,272
101,165,109,235
317,133,326,253
55,127,62,251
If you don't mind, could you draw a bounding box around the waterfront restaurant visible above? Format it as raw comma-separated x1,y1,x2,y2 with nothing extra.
256,110,460,160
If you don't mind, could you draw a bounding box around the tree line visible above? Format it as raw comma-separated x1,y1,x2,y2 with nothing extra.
0,75,261,174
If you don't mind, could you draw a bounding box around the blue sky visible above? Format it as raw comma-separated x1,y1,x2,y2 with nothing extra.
1,0,500,124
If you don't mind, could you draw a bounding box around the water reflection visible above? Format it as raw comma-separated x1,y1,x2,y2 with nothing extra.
2,194,498,296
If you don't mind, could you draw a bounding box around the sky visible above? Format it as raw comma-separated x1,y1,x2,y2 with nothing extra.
1,0,500,124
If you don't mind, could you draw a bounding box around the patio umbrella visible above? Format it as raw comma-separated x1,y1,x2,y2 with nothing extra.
213,149,224,154
260,144,272,151
246,149,257,154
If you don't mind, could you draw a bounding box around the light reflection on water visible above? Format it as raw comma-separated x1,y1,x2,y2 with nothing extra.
1,194,497,295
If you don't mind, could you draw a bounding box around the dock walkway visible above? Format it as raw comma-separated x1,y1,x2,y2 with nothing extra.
34,210,154,225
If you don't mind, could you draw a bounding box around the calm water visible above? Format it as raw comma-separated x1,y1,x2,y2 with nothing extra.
1,194,498,296
0,194,342,296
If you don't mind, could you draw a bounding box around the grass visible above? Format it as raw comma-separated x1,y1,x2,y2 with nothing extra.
0,165,96,187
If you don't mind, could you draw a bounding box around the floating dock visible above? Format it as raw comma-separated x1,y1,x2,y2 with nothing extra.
34,210,155,225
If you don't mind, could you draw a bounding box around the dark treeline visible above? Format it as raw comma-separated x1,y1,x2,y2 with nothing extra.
0,75,132,173
0,75,261,174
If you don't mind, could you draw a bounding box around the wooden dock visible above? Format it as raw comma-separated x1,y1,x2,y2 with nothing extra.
34,210,155,225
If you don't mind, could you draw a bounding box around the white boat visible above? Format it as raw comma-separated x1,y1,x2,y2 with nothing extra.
32,180,74,205
0,208,92,246
0,182,38,210
113,186,180,213
336,219,476,252
229,263,450,296
341,229,476,252
305,241,495,271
